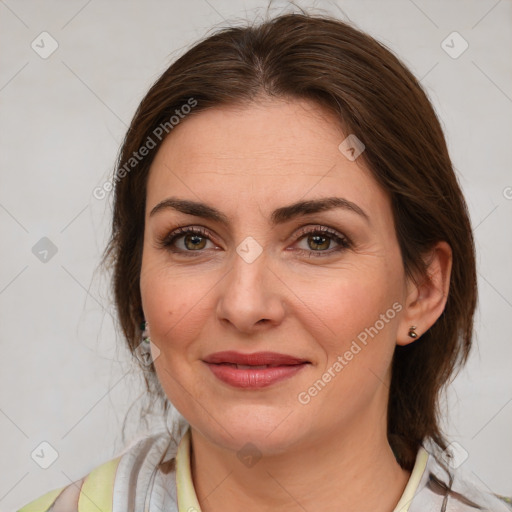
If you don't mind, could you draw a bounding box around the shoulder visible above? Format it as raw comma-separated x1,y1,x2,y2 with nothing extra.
17,429,179,512
409,440,512,512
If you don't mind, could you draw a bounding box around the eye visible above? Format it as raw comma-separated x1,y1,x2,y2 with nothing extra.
292,225,352,257
156,225,352,258
156,226,218,255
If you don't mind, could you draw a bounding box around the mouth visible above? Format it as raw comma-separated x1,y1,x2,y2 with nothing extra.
203,350,310,366
214,363,290,370
202,351,311,388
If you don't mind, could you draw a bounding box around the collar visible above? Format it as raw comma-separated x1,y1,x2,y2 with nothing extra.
175,426,429,512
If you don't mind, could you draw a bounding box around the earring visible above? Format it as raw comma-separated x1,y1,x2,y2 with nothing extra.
408,325,418,338
138,320,161,366
141,321,151,344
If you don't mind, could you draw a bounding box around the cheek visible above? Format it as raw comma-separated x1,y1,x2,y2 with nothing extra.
140,265,213,414
140,257,224,393
298,264,402,399
296,263,400,338
141,267,208,348
297,275,401,418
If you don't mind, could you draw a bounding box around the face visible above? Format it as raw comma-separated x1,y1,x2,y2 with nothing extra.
140,98,411,455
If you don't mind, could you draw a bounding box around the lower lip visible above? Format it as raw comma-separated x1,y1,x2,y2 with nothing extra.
204,362,308,388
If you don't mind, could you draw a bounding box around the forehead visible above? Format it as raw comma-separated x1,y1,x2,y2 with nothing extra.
145,99,390,222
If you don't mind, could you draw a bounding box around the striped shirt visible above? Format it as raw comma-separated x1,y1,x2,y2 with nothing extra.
18,424,512,511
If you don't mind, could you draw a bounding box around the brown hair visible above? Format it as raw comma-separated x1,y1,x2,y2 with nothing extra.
100,11,477,470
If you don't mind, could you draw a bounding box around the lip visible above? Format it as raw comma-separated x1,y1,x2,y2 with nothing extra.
203,351,309,366
202,351,310,389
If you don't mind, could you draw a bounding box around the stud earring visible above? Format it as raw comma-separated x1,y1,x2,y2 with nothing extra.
408,325,418,338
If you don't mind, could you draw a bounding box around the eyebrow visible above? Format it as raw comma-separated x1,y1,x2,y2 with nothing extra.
149,196,370,225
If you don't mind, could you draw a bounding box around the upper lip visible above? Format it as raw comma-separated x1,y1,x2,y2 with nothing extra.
203,351,309,366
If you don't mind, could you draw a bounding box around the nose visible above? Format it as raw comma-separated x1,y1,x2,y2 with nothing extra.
216,243,286,334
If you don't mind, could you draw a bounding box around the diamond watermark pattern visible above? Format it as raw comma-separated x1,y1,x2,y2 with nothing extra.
236,236,263,264
31,31,59,59
440,441,469,469
31,441,59,469
237,442,262,468
338,134,365,161
134,339,161,366
441,31,468,59
32,237,58,263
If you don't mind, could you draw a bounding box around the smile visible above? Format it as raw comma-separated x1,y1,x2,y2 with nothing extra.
202,351,311,389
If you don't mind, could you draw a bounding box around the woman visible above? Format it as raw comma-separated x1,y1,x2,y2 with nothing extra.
19,11,511,512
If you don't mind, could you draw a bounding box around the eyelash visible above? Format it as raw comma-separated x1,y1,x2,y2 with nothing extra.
156,225,352,258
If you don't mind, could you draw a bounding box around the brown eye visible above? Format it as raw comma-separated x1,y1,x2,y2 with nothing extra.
294,226,351,257
157,226,216,255
182,233,207,250
307,233,331,251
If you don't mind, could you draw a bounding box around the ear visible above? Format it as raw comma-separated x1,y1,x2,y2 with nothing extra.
397,241,452,346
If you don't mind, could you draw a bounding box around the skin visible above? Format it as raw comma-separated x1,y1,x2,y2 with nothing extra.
140,97,452,512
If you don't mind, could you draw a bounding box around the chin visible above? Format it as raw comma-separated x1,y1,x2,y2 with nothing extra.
192,407,306,457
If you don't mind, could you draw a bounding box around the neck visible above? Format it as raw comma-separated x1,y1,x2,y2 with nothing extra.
189,408,411,512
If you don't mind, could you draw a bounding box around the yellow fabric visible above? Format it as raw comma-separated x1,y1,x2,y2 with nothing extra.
392,447,429,512
175,427,429,512
17,456,121,512
78,456,121,512
17,486,67,512
176,427,202,512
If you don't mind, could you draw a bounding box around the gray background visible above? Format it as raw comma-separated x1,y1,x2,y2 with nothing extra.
1,0,511,509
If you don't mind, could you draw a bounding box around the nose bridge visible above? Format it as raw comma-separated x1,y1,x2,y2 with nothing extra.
235,234,265,266
217,234,285,330
230,234,269,295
